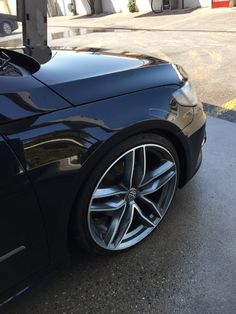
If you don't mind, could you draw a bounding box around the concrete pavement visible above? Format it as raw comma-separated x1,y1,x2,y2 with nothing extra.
47,8,236,32
5,116,236,313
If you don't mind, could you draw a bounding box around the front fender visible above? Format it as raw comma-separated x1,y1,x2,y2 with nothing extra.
0,85,192,265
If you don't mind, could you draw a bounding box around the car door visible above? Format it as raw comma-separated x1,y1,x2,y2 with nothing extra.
0,135,49,295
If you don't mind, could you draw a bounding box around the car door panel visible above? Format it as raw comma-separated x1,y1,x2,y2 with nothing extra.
0,135,49,294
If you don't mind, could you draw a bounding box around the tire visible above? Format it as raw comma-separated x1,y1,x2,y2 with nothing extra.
1,22,13,36
151,0,163,13
73,133,179,254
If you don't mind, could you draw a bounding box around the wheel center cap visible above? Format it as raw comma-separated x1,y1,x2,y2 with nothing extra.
127,188,137,202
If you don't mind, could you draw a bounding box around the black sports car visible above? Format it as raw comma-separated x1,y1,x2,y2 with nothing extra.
0,14,18,36
0,48,206,305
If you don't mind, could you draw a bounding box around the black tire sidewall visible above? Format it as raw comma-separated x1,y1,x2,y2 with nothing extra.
74,133,179,254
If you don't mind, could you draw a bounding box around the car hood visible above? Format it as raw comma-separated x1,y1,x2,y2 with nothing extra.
33,50,183,106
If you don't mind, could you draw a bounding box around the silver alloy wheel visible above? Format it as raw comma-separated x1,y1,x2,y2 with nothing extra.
2,22,12,35
88,144,177,251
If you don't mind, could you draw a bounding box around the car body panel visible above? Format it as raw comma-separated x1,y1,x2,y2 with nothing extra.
0,85,197,267
33,51,183,106
0,48,206,305
0,75,72,125
0,136,49,296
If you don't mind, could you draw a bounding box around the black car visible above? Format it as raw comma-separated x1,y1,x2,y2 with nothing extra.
0,14,18,36
0,48,206,305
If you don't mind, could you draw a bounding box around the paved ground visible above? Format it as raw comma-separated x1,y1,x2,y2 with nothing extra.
4,116,236,313
1,8,236,108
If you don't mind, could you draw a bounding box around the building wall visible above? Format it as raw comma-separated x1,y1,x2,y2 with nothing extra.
102,0,128,13
101,0,211,12
8,0,16,14
75,0,92,14
76,0,149,14
0,0,16,15
2,0,212,18
56,0,74,15
182,0,211,8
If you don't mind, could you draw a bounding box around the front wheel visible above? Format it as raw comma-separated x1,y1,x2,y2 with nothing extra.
74,133,179,254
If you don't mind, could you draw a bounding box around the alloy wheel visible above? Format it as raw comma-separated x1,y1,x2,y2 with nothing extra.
88,144,177,251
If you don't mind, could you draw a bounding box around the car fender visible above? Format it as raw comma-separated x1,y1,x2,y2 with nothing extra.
0,85,192,265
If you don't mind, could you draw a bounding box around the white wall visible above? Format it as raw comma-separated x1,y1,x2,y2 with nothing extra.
101,0,153,13
184,0,211,7
0,0,212,18
2,0,85,17
75,0,92,15
101,0,209,13
136,0,152,11
61,0,212,16
8,0,16,15
53,0,211,17
102,0,129,13
56,0,74,15
0,0,17,15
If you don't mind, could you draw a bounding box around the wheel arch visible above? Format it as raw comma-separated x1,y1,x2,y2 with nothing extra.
67,119,191,249
84,119,190,188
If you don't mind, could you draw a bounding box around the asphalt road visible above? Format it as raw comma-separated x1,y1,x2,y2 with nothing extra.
4,117,236,314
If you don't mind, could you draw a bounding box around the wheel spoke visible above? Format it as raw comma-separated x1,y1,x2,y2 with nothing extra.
140,170,176,196
139,195,162,218
124,149,135,189
133,146,146,187
113,204,134,248
90,198,126,213
93,185,127,199
88,143,177,251
133,202,155,228
104,205,126,246
142,161,175,187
